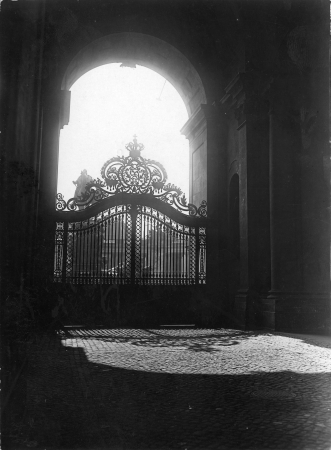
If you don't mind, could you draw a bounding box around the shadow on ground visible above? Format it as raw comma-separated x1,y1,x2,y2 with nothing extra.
2,329,331,450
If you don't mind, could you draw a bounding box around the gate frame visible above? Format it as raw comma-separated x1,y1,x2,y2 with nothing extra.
54,192,207,286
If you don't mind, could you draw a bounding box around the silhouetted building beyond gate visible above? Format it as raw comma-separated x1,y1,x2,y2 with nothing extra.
54,137,207,286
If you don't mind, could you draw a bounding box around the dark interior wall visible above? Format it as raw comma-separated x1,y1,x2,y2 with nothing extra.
1,0,329,332
2,3,45,289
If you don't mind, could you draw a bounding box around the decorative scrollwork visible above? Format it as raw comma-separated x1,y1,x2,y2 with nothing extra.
56,136,207,217
56,193,67,211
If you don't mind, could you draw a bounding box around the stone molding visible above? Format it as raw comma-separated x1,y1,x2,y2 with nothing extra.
221,72,273,126
180,104,219,141
61,32,207,118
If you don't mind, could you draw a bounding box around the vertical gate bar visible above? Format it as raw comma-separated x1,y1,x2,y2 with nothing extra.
172,228,174,284
82,225,86,282
75,224,79,283
161,220,164,284
77,223,80,282
183,231,185,284
174,229,176,283
78,223,82,283
149,217,154,284
97,215,102,284
118,213,120,283
120,212,123,283
165,224,169,284
130,203,137,285
154,216,157,283
86,224,89,283
118,211,121,281
168,228,172,284
160,219,162,284
151,216,153,283
96,219,100,282
72,223,76,283
123,211,126,282
140,212,143,284
184,232,186,283
61,221,68,283
116,213,119,282
142,212,145,284
172,228,174,283
87,218,93,284
101,212,104,282
103,217,106,281
93,219,96,281
88,220,93,283
152,216,154,283
182,231,184,283
128,209,130,283
146,213,149,284
195,226,199,285
151,216,154,283
184,233,187,284
117,211,120,282
87,222,90,282
158,221,162,284
81,224,84,282
164,224,167,283
118,213,120,282
100,212,107,283
164,222,166,284
87,224,91,283
166,223,168,283
101,222,104,283
114,210,118,282
73,224,76,283
148,216,151,283
106,214,113,281
156,217,159,284
161,221,164,283
89,220,93,282
110,215,113,281
186,234,189,284
124,211,126,283
91,219,95,281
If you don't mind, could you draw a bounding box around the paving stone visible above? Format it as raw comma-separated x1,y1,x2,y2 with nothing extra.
7,328,331,449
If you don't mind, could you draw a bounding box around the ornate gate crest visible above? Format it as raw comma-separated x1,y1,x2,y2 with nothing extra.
54,137,207,286
56,136,207,218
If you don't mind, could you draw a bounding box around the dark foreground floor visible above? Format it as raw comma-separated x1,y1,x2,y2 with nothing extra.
3,328,331,450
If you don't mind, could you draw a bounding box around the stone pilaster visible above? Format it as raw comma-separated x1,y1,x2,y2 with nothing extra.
181,104,228,324
221,72,271,329
264,4,330,334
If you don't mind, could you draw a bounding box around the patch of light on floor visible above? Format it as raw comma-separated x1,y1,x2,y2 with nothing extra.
61,329,331,375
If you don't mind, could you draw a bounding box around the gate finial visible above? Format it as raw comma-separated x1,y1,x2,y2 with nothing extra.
125,135,145,158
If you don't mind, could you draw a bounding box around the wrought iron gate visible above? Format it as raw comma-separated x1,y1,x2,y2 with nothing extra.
54,137,207,286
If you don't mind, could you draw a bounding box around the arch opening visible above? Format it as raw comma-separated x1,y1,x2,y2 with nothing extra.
58,63,190,201
61,32,207,118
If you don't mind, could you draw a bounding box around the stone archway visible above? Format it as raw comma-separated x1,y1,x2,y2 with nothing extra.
61,32,207,118
60,32,210,206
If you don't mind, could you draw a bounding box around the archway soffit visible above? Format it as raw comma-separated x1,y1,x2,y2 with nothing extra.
61,32,207,117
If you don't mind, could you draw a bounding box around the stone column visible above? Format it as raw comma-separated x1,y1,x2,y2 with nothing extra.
266,83,303,329
181,104,228,325
266,2,330,333
35,87,64,285
222,73,271,329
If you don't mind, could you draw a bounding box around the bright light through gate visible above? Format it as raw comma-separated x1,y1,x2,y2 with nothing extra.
57,64,189,201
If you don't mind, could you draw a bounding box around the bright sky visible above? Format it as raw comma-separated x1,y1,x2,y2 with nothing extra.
57,63,189,200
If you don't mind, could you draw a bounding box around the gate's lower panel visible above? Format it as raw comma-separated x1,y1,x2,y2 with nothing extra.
54,203,206,285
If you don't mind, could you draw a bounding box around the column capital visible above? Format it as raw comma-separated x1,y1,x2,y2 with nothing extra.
220,72,273,125
180,104,220,140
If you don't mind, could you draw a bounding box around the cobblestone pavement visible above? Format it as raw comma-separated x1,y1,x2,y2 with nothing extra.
8,329,331,450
